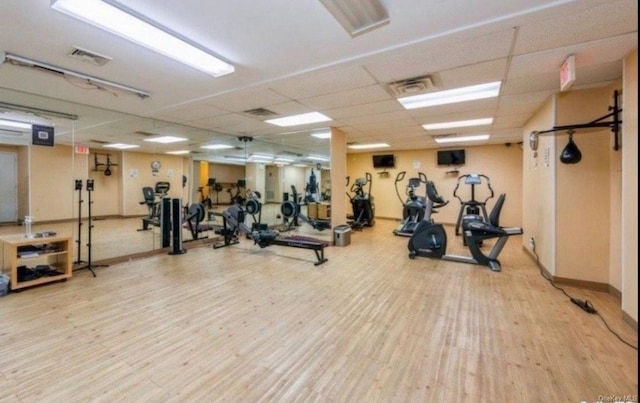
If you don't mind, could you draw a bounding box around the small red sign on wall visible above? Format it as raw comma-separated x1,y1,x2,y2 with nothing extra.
75,145,90,155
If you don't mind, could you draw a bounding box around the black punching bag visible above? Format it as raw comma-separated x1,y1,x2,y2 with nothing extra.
560,132,582,164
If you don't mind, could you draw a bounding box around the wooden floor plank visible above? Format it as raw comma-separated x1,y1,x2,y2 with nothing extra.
0,218,637,402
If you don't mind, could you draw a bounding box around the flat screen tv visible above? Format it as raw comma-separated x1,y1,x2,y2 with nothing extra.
372,154,395,169
437,149,465,166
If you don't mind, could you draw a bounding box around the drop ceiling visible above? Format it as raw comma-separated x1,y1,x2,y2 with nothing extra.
0,0,637,163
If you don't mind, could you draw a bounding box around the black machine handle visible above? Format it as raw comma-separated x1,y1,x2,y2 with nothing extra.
479,174,494,204
394,171,407,206
453,173,494,205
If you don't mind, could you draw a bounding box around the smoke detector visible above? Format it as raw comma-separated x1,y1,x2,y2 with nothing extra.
68,46,112,66
387,74,442,97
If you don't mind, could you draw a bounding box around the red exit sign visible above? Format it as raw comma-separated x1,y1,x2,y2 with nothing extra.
74,144,89,155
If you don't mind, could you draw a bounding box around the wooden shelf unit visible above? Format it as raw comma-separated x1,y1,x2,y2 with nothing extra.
0,233,72,291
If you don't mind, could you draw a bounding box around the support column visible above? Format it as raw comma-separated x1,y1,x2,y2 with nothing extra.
330,127,347,229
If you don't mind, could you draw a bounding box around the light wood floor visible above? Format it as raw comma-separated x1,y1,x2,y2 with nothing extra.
0,219,637,402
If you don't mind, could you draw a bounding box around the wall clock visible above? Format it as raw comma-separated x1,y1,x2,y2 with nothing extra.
151,160,161,170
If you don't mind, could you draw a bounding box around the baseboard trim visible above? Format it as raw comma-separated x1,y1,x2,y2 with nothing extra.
551,275,609,292
92,236,217,266
622,311,638,332
608,284,622,300
522,245,609,292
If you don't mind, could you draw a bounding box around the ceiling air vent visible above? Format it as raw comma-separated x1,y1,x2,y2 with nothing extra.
90,139,109,144
135,131,157,137
243,108,278,117
387,74,441,97
68,46,112,66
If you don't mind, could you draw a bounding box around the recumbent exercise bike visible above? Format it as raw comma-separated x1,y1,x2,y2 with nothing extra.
408,180,523,272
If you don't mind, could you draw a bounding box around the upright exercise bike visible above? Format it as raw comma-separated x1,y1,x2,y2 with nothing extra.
393,171,428,237
408,180,523,272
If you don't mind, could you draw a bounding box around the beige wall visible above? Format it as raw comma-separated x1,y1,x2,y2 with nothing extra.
521,61,638,324
118,151,188,216
522,99,557,274
196,161,246,204
282,165,306,200
555,87,616,283
622,49,638,322
87,150,120,217
29,144,74,221
346,144,523,227
245,163,266,200
265,165,280,203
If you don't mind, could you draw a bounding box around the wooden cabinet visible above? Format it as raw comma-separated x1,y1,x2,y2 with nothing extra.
308,203,331,220
0,233,72,291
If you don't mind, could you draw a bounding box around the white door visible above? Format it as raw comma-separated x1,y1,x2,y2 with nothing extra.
0,152,18,223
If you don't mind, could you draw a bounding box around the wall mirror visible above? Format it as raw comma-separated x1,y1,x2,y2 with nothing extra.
0,87,331,263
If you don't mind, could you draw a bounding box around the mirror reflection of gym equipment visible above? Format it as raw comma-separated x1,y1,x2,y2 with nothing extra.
280,185,331,232
92,153,118,177
228,179,246,206
214,204,329,266
346,173,375,230
138,182,171,231
197,178,216,209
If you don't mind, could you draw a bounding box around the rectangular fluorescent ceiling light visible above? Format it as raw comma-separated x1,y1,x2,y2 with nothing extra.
200,144,234,150
0,119,32,130
434,134,489,144
293,164,308,168
423,118,493,131
307,155,330,161
347,143,390,150
104,143,139,149
51,0,234,77
399,81,501,110
311,130,331,139
224,156,247,162
275,157,295,163
319,0,390,38
265,112,331,127
166,150,190,155
144,136,188,144
250,154,274,161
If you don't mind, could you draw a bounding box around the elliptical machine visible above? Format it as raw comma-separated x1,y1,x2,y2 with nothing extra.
304,169,319,204
408,180,523,272
346,173,375,230
453,174,494,240
393,171,428,236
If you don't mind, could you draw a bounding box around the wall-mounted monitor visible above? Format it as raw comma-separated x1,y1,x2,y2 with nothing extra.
372,154,395,169
31,124,55,147
437,149,465,166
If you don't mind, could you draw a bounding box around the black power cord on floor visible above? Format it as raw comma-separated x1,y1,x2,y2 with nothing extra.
530,248,637,351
